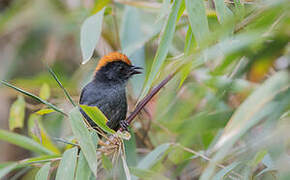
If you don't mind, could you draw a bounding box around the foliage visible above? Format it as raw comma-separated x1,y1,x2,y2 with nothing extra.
0,0,289,179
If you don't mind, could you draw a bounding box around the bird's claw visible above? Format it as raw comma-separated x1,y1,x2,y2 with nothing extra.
120,120,129,131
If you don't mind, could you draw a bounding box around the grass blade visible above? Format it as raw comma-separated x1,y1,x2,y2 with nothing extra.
137,143,171,170
35,162,51,180
139,0,183,101
0,129,55,155
47,66,76,107
0,163,18,179
201,71,290,179
55,147,78,180
75,151,92,180
0,80,66,116
69,107,98,177
185,0,209,45
214,0,233,24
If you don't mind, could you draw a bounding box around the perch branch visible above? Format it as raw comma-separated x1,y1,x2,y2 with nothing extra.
119,72,176,131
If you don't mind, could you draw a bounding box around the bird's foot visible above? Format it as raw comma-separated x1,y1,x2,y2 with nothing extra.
120,120,129,131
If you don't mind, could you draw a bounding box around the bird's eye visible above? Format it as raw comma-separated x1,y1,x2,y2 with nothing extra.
119,66,124,71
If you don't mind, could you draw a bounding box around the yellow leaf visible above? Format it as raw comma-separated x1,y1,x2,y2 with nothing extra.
39,83,50,100
9,95,26,130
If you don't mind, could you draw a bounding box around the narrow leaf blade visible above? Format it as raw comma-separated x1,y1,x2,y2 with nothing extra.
0,80,66,115
0,129,55,155
55,147,78,180
81,9,105,64
185,0,209,45
35,162,51,180
75,151,92,180
139,0,183,100
69,107,98,177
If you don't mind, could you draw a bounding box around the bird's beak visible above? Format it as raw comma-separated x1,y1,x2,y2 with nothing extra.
130,66,143,75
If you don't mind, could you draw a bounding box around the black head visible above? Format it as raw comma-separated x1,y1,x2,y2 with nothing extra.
95,61,142,83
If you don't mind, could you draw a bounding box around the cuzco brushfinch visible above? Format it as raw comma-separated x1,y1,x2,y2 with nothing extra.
79,52,142,131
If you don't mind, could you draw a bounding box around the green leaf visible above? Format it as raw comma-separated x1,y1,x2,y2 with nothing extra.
81,8,105,64
130,167,169,180
9,95,26,130
69,107,98,177
22,155,61,164
139,0,183,101
249,150,268,167
35,109,55,115
124,128,137,166
0,129,55,155
137,143,171,170
0,155,59,179
39,83,50,101
80,105,115,134
55,147,78,180
185,0,209,45
215,71,290,149
101,154,113,171
0,163,18,179
214,0,233,24
35,162,51,180
201,71,290,179
213,162,240,180
121,151,131,180
179,27,195,88
28,114,61,154
47,66,76,107
0,80,66,116
76,151,92,180
120,6,146,97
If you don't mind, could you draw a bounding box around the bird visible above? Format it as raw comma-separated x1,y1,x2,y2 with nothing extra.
79,52,142,131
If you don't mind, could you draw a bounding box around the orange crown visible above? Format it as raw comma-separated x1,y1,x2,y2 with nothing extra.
95,52,132,71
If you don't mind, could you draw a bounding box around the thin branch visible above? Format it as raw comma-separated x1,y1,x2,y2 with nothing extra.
119,72,176,131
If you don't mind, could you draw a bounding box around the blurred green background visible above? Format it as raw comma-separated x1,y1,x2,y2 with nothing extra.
0,0,289,179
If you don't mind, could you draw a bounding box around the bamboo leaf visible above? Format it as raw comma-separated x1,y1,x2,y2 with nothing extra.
55,147,78,180
9,95,26,130
80,105,115,134
35,109,55,115
75,151,92,180
214,0,233,24
39,83,50,101
0,163,18,179
35,162,51,180
139,0,183,101
201,71,290,179
28,114,61,154
0,80,66,116
185,0,209,45
213,162,240,180
137,143,171,170
0,129,55,155
81,8,105,64
69,107,98,177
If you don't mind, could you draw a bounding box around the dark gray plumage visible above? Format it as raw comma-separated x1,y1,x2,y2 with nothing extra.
79,61,141,131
